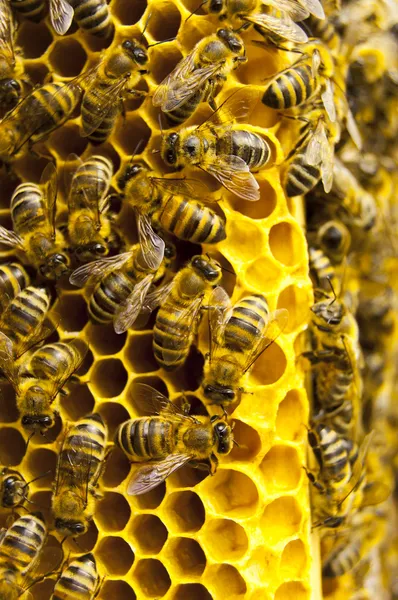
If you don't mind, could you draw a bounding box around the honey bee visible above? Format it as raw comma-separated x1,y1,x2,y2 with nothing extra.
0,334,88,433
51,552,101,600
52,413,107,537
153,28,247,124
202,288,288,406
302,14,341,54
0,262,30,314
0,0,29,114
308,246,337,292
142,255,222,370
116,382,234,495
0,467,29,509
161,89,270,201
81,39,148,145
311,220,351,265
118,161,226,246
9,0,45,22
63,0,114,38
66,153,115,263
0,163,70,280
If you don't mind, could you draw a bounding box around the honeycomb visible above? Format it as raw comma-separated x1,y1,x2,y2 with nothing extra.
0,0,396,598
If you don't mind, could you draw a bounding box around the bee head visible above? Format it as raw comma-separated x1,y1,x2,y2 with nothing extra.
217,28,244,54
209,0,223,13
191,255,221,282
311,300,344,327
122,39,148,66
118,161,147,190
320,222,346,252
164,242,176,261
76,243,108,263
212,418,233,454
55,518,88,537
21,411,53,432
41,253,70,279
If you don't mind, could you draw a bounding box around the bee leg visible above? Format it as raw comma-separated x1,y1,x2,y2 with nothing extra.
303,466,326,493
189,459,212,472
209,454,219,475
180,393,191,415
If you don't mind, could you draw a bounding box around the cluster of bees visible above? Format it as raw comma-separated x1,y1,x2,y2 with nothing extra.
0,0,395,595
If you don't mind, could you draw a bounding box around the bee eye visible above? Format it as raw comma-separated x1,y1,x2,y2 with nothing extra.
95,244,106,255
210,0,223,11
134,48,148,64
41,416,52,427
166,149,176,165
226,390,235,400
74,523,85,534
204,385,213,396
229,39,242,52
122,40,132,49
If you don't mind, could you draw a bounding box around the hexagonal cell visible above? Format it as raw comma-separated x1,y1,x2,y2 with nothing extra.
96,536,135,575
25,448,56,488
146,2,181,40
277,284,313,333
85,322,127,356
202,469,259,517
17,21,52,58
125,333,158,373
150,44,183,86
28,491,52,522
130,514,168,554
98,580,136,600
260,445,301,492
269,221,306,267
30,577,55,599
97,402,130,438
112,0,146,25
168,464,208,489
261,497,302,545
172,584,213,600
133,559,171,597
246,256,282,292
0,171,20,209
274,581,309,600
163,490,205,533
102,446,131,488
207,564,247,597
163,537,206,577
60,384,95,421
250,340,287,386
280,539,307,579
276,390,307,442
127,376,169,415
223,215,265,264
114,114,151,156
134,481,167,510
55,292,89,332
238,42,280,84
202,518,248,561
49,124,88,160
96,492,131,532
0,427,26,466
90,358,128,398
227,179,277,219
0,384,18,422
229,419,262,462
49,38,87,76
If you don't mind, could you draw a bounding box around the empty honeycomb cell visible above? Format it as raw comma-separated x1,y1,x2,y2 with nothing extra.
0,172,19,209
248,99,281,129
238,41,280,84
98,580,136,600
96,491,131,531
0,427,26,466
269,221,306,267
201,518,248,561
260,445,301,492
178,0,206,13
250,341,287,385
274,581,309,600
206,564,247,597
130,514,168,554
146,2,181,41
24,62,49,86
227,179,277,219
25,448,56,488
280,539,307,579
161,347,205,392
134,481,167,510
246,256,283,292
163,490,206,533
85,323,127,356
28,490,52,521
229,419,262,462
223,216,265,263
13,154,50,185
0,385,18,423
96,536,135,575
97,402,130,436
173,584,213,600
125,333,159,373
149,44,183,86
17,21,52,58
31,578,55,600
277,285,313,333
275,390,307,442
163,537,206,577
113,114,152,156
261,497,302,545
112,0,146,24
48,38,87,76
202,469,259,518
60,384,95,421
49,124,88,160
168,464,209,488
133,558,171,597
90,358,128,397
102,446,130,488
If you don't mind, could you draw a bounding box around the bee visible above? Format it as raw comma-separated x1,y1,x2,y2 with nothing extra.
51,552,101,600
69,240,175,333
0,163,70,280
0,467,29,509
81,39,148,145
153,28,247,125
301,15,341,54
202,288,288,406
9,0,45,22
118,160,226,246
0,78,83,163
0,262,30,314
161,89,270,201
115,382,234,495
64,0,114,38
66,154,115,263
0,0,29,114
309,220,351,265
52,413,107,537
0,333,88,433
143,255,222,371
308,246,338,292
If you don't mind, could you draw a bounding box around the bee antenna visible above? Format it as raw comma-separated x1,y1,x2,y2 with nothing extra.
25,431,35,452
141,12,152,41
26,469,53,486
147,38,176,48
326,276,337,304
221,265,235,276
186,0,208,22
158,113,164,135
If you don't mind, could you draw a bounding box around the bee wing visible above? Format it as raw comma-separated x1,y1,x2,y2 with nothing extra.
299,0,324,18
205,154,260,201
0,225,24,250
208,286,232,362
137,214,165,271
245,12,308,43
69,251,133,287
130,382,196,420
14,320,54,359
0,0,16,65
242,308,289,373
113,274,155,333
127,453,193,495
320,133,334,193
306,119,325,166
151,177,210,200
198,87,253,130
40,162,58,240
20,543,64,594
264,0,309,21
81,76,129,137
321,80,337,123
360,480,391,508
47,339,88,401
67,153,103,228
49,0,74,35
141,279,175,313
346,107,362,150
0,331,19,390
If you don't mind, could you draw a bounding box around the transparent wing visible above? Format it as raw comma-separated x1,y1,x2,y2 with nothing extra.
346,107,362,150
311,49,321,78
0,331,19,390
299,0,325,18
40,162,58,240
127,453,193,495
157,297,203,367
205,154,260,201
81,75,129,137
137,215,165,271
130,382,196,419
242,307,289,373
208,286,232,363
21,543,64,593
320,129,334,193
47,339,88,401
306,119,326,166
151,177,210,200
0,0,16,65
67,153,102,228
113,274,155,333
141,279,175,313
198,87,253,130
49,0,74,35
69,251,133,287
13,320,54,359
321,80,337,123
0,226,24,250
265,0,309,21
245,12,308,43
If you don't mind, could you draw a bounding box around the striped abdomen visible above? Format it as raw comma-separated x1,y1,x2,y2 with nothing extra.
10,0,45,21
262,63,315,109
51,553,100,600
158,196,226,244
116,417,175,460
218,129,270,170
283,151,321,197
68,0,114,37
82,80,119,144
308,247,336,291
29,83,82,144
11,184,45,236
0,263,30,313
0,469,27,508
224,294,269,353
311,426,350,487
0,286,51,355
71,155,113,208
316,354,353,409
28,341,82,380
322,538,362,578
165,80,216,125
305,16,340,53
0,513,46,574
